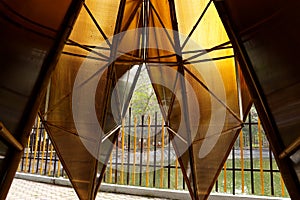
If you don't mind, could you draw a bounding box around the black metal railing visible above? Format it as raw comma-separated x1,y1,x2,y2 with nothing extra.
18,106,289,197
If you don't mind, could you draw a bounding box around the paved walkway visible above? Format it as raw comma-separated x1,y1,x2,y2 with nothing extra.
7,179,168,200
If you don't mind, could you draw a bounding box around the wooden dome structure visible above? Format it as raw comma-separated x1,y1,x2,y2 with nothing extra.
0,0,299,199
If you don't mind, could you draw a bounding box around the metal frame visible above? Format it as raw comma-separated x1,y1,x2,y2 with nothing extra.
168,0,199,199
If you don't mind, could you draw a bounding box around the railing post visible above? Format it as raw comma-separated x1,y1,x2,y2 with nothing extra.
132,117,137,185
239,131,245,193
160,118,165,188
120,119,125,184
258,118,264,195
32,118,41,173
146,115,151,187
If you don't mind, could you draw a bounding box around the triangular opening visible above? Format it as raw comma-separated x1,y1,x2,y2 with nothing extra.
130,64,161,118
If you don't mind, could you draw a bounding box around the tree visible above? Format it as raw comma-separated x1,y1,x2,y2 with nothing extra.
130,66,160,117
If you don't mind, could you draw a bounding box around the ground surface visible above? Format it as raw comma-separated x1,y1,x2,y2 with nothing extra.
7,179,168,200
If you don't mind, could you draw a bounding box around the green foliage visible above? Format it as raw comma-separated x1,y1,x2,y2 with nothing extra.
130,67,160,117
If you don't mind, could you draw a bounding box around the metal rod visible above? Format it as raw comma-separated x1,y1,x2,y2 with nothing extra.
139,115,144,186
120,0,143,32
132,117,137,185
182,45,232,54
115,132,119,184
147,53,176,60
279,136,300,159
166,126,187,144
181,0,212,50
109,152,113,183
36,123,43,173
0,122,23,151
83,3,111,47
65,42,110,50
121,64,142,119
62,51,108,62
280,174,285,196
48,144,53,176
232,146,236,195
239,131,245,193
101,125,122,143
32,118,40,173
168,131,171,188
223,162,227,192
192,125,242,145
126,108,132,185
258,118,265,195
67,39,109,60
184,66,243,123
249,112,255,194
153,112,157,187
175,158,178,189
57,160,61,177
184,54,234,64
146,115,151,187
25,135,31,172
148,0,175,50
93,2,129,192
120,119,125,184
160,118,165,188
168,0,199,198
269,146,274,195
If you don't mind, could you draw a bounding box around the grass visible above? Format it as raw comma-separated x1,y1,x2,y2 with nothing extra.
212,158,288,197
103,158,289,198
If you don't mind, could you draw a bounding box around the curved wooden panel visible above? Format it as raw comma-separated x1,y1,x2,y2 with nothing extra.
214,0,300,199
0,0,82,198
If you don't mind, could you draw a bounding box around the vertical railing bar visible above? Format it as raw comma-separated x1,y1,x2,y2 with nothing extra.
57,160,61,177
160,118,165,188
280,174,285,197
175,158,178,189
153,112,157,187
109,152,113,183
269,147,274,195
139,115,144,186
48,143,53,176
183,174,185,190
44,137,50,175
146,115,151,187
25,132,31,172
168,131,171,189
61,166,64,177
115,131,119,184
40,125,47,174
28,130,34,173
103,168,106,183
20,147,25,172
126,108,132,185
120,119,125,184
132,117,137,185
232,146,235,195
32,118,40,173
239,131,245,193
36,122,43,174
258,118,264,195
249,111,255,194
52,149,57,177
224,162,227,192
